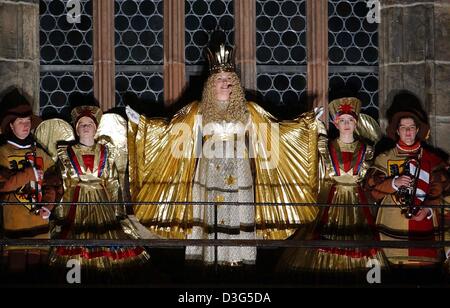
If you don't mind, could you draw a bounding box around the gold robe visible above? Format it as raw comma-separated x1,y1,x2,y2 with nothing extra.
50,143,149,273
278,137,387,273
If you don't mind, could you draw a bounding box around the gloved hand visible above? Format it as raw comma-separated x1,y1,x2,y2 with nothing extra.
126,105,140,125
314,106,324,120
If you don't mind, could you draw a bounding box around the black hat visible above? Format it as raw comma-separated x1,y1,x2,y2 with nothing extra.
0,88,41,134
386,91,430,141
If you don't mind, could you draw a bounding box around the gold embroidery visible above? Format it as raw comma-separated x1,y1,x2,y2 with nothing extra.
215,195,225,202
225,175,236,186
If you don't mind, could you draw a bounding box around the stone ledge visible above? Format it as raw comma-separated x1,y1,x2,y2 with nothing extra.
430,116,450,124
381,61,450,66
0,0,38,6
381,0,448,9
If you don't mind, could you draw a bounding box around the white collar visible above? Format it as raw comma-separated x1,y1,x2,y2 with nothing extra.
7,140,32,149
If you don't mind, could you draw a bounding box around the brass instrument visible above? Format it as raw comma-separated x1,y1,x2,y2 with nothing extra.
25,141,42,215
391,158,421,219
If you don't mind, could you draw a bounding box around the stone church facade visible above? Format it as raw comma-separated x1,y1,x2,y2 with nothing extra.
0,0,449,152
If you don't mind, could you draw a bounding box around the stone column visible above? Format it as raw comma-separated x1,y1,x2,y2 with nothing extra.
380,0,450,152
93,0,115,111
164,0,185,107
235,0,257,94
0,0,39,114
307,0,329,123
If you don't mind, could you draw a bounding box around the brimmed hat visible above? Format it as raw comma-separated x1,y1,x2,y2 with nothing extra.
329,97,361,122
71,105,102,128
0,88,41,134
387,109,430,141
386,91,430,141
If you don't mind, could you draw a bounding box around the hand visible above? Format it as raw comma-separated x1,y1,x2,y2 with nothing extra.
314,106,324,120
39,206,52,220
394,175,413,188
27,166,43,182
126,105,140,125
411,208,429,222
36,169,44,180
45,204,55,212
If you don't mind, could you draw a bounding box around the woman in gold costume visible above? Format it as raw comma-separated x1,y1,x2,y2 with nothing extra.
184,50,256,266
277,97,387,277
127,43,320,267
47,105,150,279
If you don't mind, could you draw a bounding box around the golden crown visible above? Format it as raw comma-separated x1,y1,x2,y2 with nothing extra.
205,44,235,74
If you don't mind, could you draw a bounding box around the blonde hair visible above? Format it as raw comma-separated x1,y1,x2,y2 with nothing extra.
200,72,249,125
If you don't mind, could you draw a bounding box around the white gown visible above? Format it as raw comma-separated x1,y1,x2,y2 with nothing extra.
185,119,257,265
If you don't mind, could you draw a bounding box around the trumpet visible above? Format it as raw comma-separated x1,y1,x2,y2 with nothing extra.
393,158,421,219
25,142,43,215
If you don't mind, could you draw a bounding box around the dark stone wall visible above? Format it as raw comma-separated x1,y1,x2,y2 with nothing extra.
379,0,450,153
0,0,39,114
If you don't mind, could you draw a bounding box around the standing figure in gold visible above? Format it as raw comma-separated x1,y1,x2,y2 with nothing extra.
127,43,320,267
278,97,386,276
35,105,150,279
184,47,256,266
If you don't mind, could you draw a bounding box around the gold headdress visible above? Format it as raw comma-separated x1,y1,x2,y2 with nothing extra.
329,97,361,121
205,44,235,74
71,105,102,127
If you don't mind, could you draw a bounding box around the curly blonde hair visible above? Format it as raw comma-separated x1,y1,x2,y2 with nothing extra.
200,72,249,125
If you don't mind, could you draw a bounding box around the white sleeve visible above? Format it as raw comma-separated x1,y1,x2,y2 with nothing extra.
391,176,399,191
426,208,433,220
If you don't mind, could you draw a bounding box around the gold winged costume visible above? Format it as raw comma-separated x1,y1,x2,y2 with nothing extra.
277,97,387,274
35,106,150,274
127,45,320,264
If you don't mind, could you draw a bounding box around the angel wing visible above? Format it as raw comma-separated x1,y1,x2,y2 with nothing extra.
248,102,319,240
34,119,75,161
127,102,201,239
355,113,382,144
96,113,128,151
96,113,129,203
